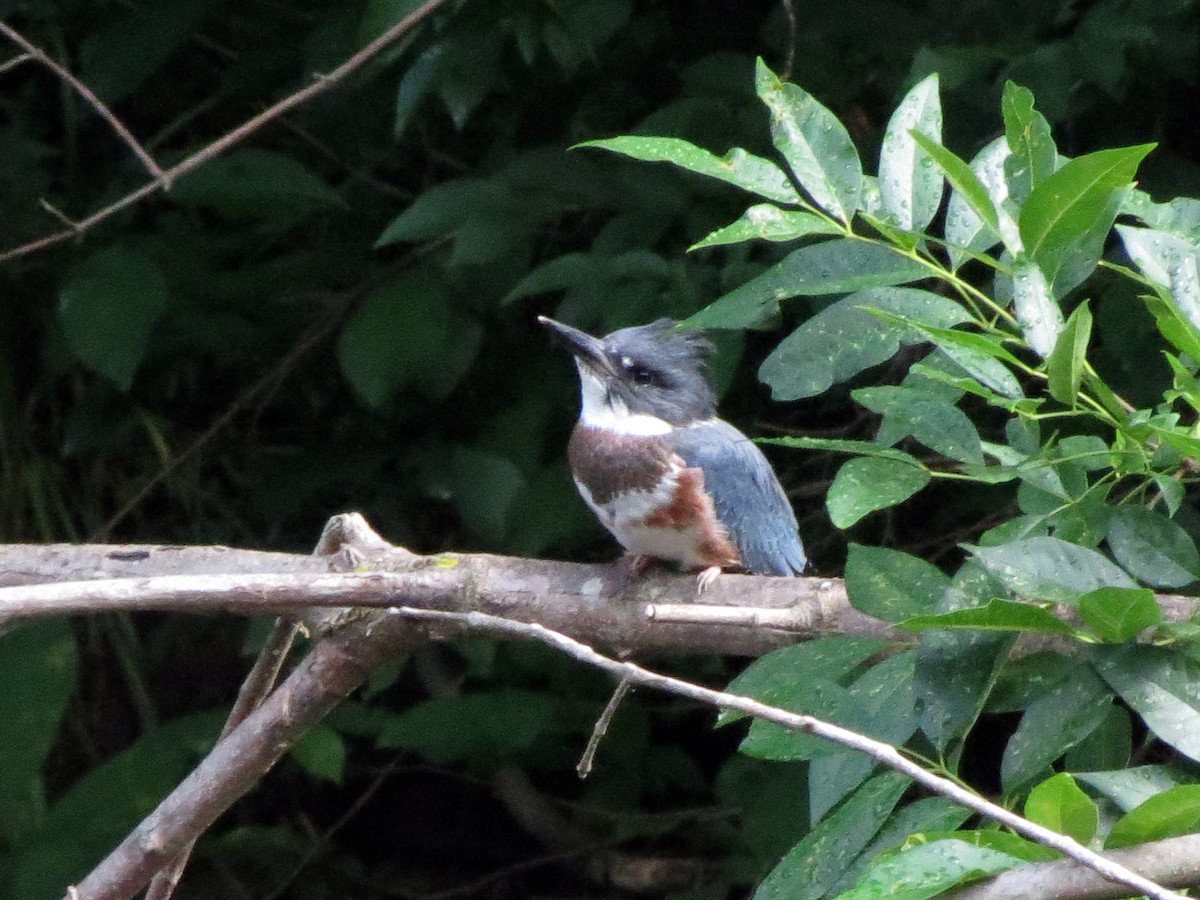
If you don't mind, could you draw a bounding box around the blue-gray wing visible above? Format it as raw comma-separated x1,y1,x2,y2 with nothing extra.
672,420,807,576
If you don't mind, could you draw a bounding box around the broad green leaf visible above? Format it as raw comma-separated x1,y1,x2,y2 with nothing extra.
912,132,997,247
867,312,1024,399
827,798,973,896
1116,225,1200,289
968,536,1136,603
753,772,910,900
1046,301,1093,405
688,238,929,329
913,565,1015,752
1024,773,1099,844
172,148,343,222
845,544,949,622
1065,704,1132,771
879,74,943,231
1170,249,1200,335
1079,587,1164,643
0,621,76,842
1001,81,1056,205
576,136,802,204
827,457,932,528
1076,765,1198,813
761,436,924,463
338,269,481,407
854,385,983,465
720,636,888,726
944,137,1016,267
689,204,842,250
1011,259,1063,357
1140,290,1200,360
742,653,917,763
755,58,863,223
759,287,970,399
899,598,1076,636
1106,785,1200,849
58,246,169,391
1093,644,1200,763
836,839,1023,900
1019,144,1155,294
378,689,558,765
1001,667,1113,792
290,725,346,785
1107,506,1200,588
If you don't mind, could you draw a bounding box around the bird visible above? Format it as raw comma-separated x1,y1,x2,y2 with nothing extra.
538,316,806,590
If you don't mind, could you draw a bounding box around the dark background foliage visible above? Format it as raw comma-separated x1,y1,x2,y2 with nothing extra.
1,1,1199,897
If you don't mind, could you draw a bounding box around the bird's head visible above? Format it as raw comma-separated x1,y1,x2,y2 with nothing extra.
539,316,716,431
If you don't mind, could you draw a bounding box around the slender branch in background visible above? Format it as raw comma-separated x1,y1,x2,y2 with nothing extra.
0,21,165,182
144,618,299,900
576,676,632,778
0,0,452,264
390,607,1191,900
779,0,797,81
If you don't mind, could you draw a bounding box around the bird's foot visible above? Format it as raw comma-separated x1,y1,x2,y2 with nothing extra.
696,566,722,595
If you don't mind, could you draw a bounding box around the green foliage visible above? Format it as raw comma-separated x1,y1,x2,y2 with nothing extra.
9,1,1200,898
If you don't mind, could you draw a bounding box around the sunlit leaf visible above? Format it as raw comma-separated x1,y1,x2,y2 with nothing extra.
878,74,943,231
1046,301,1092,405
689,204,841,250
1079,587,1164,642
827,457,932,528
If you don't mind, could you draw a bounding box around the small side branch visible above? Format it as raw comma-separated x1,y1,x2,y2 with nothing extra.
0,21,165,183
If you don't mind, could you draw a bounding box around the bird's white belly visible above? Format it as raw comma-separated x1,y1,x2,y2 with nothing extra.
573,472,710,569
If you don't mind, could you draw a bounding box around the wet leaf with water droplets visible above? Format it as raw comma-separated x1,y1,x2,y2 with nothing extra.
879,74,943,231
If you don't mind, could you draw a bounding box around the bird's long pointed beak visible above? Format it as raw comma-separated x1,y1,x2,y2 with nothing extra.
538,316,615,376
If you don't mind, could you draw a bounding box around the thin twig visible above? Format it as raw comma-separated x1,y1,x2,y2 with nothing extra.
779,0,797,81
390,607,1189,900
0,51,31,73
0,0,451,264
577,676,631,778
0,21,165,182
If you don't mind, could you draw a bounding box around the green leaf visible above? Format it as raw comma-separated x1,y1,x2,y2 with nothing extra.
1076,765,1197,813
899,598,1076,636
337,269,481,407
721,636,889,726
1024,773,1099,844
845,544,949,621
58,246,169,391
172,148,343,222
1065,704,1132,771
687,238,930,329
968,536,1137,603
879,74,943,231
1078,587,1163,643
290,725,346,785
1106,785,1200,849
868,314,1024,399
688,204,841,250
576,136,802,204
377,689,558,765
1093,644,1200,763
944,137,1019,267
853,385,983,465
760,436,924,462
1019,144,1155,294
836,839,1023,900
1001,667,1113,792
754,58,863,223
827,457,932,528
1116,225,1200,289
913,132,998,242
759,287,970,400
741,653,917,763
1001,81,1056,206
1107,506,1200,588
1011,259,1063,358
0,621,76,842
1046,301,1093,405
753,772,910,900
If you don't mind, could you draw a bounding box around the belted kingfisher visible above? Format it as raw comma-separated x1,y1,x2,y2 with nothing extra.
539,316,806,589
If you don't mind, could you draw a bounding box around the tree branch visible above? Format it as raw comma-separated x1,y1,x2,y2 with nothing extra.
0,0,451,264
0,21,165,182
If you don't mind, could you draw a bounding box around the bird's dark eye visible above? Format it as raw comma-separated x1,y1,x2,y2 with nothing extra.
631,366,657,385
